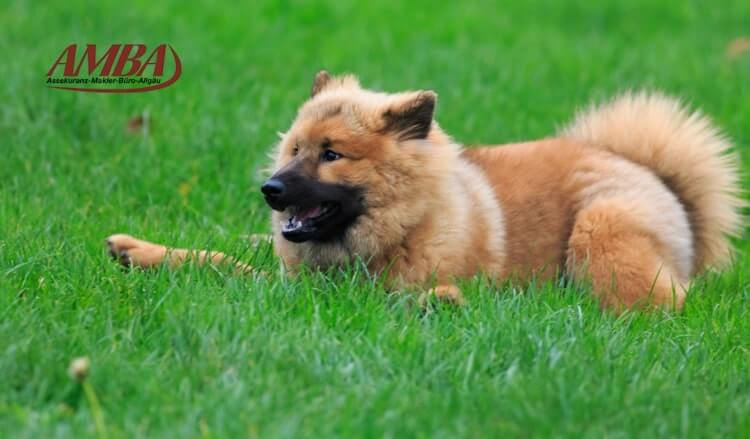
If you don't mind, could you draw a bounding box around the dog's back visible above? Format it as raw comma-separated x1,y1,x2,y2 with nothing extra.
464,92,742,309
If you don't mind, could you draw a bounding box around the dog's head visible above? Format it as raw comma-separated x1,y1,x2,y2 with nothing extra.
263,71,456,262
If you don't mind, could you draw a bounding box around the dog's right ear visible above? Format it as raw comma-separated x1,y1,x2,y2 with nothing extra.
311,71,361,97
311,70,333,97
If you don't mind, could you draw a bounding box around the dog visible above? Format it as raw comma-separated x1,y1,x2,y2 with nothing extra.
107,71,744,310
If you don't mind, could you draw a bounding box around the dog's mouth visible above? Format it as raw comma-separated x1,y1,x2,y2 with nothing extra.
263,173,365,243
281,202,341,242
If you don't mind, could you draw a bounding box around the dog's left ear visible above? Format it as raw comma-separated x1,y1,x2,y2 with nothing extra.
381,91,437,141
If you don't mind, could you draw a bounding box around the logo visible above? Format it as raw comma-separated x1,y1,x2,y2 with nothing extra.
46,44,181,93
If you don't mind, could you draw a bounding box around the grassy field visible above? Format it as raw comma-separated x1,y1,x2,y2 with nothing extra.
2,0,750,437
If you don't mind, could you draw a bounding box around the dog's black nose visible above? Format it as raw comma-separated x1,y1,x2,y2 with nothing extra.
261,178,286,201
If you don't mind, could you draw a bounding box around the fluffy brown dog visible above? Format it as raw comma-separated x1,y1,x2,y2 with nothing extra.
107,71,743,310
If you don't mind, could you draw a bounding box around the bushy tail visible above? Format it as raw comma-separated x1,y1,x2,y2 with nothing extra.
561,91,744,273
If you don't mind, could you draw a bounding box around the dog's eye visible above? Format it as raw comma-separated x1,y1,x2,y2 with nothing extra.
292,145,299,156
322,149,342,162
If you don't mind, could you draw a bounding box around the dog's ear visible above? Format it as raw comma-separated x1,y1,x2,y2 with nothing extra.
381,91,437,141
311,70,333,97
311,71,361,97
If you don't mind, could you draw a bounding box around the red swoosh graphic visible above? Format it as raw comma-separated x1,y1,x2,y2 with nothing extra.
47,45,182,93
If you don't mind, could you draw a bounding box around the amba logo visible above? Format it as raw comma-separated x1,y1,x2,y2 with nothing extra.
47,44,182,93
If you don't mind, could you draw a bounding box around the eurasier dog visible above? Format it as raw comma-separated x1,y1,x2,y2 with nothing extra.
107,71,743,311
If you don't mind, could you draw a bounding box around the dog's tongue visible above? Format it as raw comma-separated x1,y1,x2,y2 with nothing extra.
296,206,323,221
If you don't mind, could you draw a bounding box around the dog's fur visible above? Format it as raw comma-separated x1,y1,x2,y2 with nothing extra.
107,72,744,311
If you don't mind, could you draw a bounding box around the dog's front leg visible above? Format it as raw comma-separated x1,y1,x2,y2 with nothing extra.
105,234,253,273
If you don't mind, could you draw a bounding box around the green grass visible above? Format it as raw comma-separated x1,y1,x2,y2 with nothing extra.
2,0,750,437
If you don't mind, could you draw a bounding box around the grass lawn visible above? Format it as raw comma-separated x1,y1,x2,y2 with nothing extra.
2,0,750,437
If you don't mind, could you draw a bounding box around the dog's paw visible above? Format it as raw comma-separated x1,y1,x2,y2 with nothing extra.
418,284,466,309
105,234,135,267
105,234,166,269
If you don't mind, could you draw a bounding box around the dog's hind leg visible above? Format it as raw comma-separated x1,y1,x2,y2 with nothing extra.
105,234,254,273
565,201,687,312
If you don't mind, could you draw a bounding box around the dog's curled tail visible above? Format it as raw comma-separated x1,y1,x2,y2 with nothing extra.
561,91,744,273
